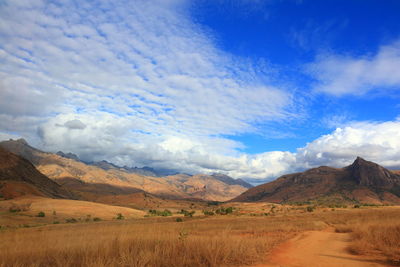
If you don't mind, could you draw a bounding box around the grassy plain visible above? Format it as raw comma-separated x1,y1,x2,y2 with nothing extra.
0,202,399,267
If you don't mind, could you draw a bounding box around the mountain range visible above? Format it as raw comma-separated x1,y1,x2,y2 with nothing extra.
0,139,251,203
2,138,400,206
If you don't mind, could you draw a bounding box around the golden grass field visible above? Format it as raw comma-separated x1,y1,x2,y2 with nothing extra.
0,202,399,267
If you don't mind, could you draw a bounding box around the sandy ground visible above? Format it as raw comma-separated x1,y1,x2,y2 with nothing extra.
255,228,392,267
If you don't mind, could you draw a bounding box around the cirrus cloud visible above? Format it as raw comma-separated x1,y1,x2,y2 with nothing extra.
308,40,400,96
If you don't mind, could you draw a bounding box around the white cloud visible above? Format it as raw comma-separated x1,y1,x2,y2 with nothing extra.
308,40,400,96
0,0,299,179
296,120,400,169
0,0,294,134
3,1,400,182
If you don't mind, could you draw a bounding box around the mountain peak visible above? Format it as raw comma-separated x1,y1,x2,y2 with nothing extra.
346,157,398,187
351,156,372,166
15,138,28,145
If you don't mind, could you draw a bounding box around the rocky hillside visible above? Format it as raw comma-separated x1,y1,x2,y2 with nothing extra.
232,157,400,204
0,147,74,199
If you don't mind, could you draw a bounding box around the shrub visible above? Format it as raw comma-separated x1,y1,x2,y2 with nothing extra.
203,210,215,216
148,209,157,215
215,207,234,215
149,209,173,217
176,218,183,222
353,204,360,208
9,206,21,213
179,210,195,217
37,211,46,217
53,221,60,224
178,209,190,216
116,213,124,220
93,217,101,222
306,206,314,212
65,218,77,223
161,210,172,216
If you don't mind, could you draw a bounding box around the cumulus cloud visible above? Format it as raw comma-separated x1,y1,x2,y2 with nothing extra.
296,120,400,169
36,114,400,181
308,40,400,96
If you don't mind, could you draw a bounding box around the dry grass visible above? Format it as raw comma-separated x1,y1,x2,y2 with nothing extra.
342,209,400,264
0,215,323,267
1,206,399,266
325,207,400,264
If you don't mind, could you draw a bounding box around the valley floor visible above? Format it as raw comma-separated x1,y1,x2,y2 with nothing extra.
0,203,399,267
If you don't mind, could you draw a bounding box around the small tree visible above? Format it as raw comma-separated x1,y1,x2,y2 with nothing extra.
37,211,46,217
161,209,172,216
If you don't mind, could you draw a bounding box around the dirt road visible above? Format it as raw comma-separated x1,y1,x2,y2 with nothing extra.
258,229,391,267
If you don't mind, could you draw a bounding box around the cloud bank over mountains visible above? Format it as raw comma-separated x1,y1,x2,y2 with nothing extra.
1,0,400,181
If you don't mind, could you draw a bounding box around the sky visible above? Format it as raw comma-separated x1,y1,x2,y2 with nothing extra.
1,0,400,183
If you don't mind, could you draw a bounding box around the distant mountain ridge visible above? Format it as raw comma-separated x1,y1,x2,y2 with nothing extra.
232,157,400,204
55,151,179,177
0,139,250,202
211,174,253,188
56,151,80,161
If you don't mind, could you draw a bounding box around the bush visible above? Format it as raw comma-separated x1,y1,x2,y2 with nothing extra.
161,210,172,216
353,204,360,208
306,206,315,212
203,210,215,216
53,221,60,224
179,210,195,217
9,206,21,213
37,211,46,217
215,207,234,215
116,213,124,220
176,218,183,222
93,217,101,222
66,218,77,223
149,209,173,217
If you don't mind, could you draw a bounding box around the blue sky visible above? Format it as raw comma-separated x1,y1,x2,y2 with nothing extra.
192,0,400,153
1,0,400,182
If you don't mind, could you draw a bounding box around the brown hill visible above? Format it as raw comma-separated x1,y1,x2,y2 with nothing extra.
0,139,248,202
0,196,145,226
232,157,400,204
0,147,74,199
